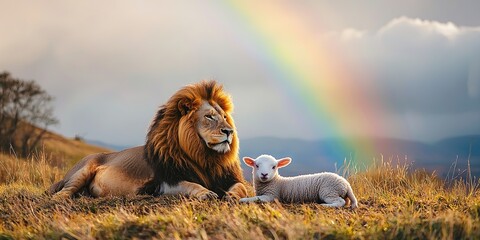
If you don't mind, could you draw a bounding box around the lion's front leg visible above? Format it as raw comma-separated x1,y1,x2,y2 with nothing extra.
162,181,218,200
224,182,248,201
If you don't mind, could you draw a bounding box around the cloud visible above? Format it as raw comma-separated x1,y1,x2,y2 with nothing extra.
332,17,480,116
0,1,280,145
319,17,480,141
1,2,479,145
378,17,462,40
339,28,366,41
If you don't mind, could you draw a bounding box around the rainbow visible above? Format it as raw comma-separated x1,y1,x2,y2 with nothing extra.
223,1,391,168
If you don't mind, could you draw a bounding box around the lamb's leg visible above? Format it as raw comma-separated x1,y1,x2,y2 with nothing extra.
239,195,275,203
321,197,346,207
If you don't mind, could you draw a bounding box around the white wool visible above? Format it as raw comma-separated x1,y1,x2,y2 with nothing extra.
240,155,358,208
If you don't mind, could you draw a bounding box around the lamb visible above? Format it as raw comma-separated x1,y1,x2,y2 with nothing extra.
239,154,358,209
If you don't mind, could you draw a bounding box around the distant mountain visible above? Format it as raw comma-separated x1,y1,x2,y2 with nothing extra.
239,136,480,181
86,139,132,151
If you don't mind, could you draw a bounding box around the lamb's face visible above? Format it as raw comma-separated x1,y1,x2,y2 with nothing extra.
253,155,278,182
243,155,292,183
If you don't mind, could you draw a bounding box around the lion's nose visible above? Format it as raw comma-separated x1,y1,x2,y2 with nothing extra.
221,128,234,137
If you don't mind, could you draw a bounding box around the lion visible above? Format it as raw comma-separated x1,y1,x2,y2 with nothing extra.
49,80,247,200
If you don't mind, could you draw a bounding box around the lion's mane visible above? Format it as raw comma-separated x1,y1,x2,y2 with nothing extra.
140,81,244,197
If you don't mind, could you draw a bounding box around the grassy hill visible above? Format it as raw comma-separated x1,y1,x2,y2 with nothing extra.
0,130,110,188
41,130,112,166
1,133,479,239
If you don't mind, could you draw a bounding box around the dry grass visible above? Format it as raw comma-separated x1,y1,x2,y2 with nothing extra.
0,153,63,189
1,152,479,239
0,132,109,189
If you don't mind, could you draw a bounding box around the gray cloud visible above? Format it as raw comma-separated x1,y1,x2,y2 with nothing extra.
326,17,480,140
1,2,480,145
0,1,271,145
332,17,480,115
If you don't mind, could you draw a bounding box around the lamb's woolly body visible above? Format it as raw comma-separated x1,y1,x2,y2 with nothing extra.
240,155,358,208
254,172,350,203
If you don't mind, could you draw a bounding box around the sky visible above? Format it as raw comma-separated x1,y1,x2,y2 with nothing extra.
1,0,480,147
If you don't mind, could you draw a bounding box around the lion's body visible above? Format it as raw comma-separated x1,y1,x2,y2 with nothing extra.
49,146,152,197
49,81,247,200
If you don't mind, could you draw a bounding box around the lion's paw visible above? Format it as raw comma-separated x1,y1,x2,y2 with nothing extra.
196,190,218,200
223,192,241,202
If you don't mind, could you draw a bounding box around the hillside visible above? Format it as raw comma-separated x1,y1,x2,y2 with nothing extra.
0,129,111,186
40,131,112,167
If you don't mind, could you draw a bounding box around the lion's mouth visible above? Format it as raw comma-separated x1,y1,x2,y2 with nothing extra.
209,139,231,147
208,139,231,153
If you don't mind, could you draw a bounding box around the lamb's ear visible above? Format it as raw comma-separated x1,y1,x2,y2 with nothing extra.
277,157,292,168
243,157,256,167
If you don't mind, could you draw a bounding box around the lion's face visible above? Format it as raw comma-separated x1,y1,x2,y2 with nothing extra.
195,101,234,153
178,100,235,156
152,81,239,167
145,81,244,192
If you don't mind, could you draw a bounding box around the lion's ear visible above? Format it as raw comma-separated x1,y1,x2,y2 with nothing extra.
178,99,193,115
243,157,255,167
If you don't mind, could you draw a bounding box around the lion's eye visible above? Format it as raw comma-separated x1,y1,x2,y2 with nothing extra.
205,115,214,121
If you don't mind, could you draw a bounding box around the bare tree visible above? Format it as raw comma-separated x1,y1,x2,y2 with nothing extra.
0,72,58,157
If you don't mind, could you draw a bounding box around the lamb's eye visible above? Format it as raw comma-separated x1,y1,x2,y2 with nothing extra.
255,164,259,168
205,115,214,120
272,166,276,169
